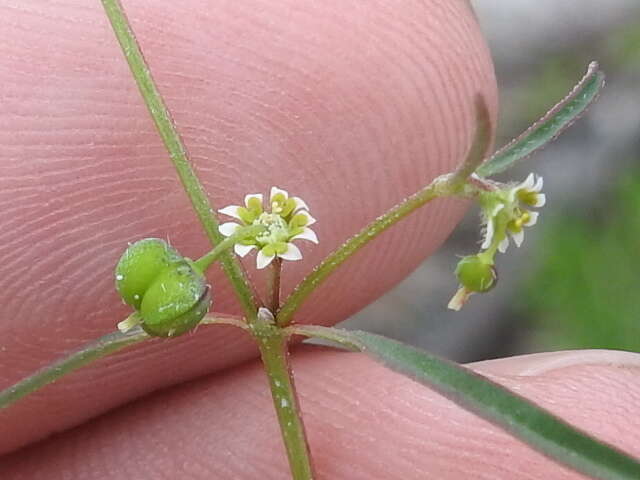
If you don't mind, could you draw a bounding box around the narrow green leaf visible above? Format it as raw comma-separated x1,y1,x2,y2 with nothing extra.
0,326,148,409
476,62,605,178
449,94,493,187
290,325,640,480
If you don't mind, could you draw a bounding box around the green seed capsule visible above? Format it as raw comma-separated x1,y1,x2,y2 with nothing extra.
140,260,211,337
115,238,183,309
115,239,212,337
455,255,497,293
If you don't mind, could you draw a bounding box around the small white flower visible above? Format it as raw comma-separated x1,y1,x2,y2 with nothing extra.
479,173,545,254
509,173,546,208
218,186,318,269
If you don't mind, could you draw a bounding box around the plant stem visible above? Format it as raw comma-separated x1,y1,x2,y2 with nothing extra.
0,323,148,409
100,0,258,321
268,258,282,314
194,225,265,273
252,323,315,479
276,175,454,326
0,314,246,410
276,97,492,327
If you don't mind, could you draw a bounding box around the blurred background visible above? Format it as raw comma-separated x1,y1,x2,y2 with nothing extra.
340,0,640,362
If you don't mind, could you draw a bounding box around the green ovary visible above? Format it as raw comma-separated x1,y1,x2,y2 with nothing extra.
253,213,291,247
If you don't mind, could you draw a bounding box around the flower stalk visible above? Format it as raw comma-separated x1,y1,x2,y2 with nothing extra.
251,322,315,480
268,257,283,313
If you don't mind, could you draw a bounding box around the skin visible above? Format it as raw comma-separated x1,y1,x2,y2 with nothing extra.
0,0,639,478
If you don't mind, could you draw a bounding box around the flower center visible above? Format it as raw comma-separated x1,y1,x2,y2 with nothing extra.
253,212,290,245
517,190,538,206
507,210,530,233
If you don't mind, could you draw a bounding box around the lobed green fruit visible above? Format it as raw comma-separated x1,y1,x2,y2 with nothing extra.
139,260,211,337
455,255,497,293
115,238,183,309
115,239,212,337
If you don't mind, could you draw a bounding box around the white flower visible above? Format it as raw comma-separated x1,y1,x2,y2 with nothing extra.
509,173,546,208
218,186,318,269
479,173,545,254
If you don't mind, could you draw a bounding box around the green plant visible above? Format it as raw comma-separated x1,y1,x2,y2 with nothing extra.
1,2,637,479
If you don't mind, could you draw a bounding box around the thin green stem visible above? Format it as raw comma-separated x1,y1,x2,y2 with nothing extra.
199,313,250,330
100,0,258,321
268,258,283,314
194,225,265,273
276,175,455,326
0,321,148,410
276,96,491,327
252,323,315,479
0,314,246,410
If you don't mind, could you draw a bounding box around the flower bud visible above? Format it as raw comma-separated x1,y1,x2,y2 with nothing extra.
454,255,497,292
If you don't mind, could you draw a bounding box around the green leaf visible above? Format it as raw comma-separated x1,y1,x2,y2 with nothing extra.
290,325,640,480
0,326,148,409
449,94,493,187
476,62,605,178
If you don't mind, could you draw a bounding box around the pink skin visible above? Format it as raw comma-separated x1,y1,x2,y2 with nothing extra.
1,1,639,478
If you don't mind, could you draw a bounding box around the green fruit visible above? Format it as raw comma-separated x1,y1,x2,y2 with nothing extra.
455,255,497,292
115,239,212,337
115,238,182,309
140,260,211,337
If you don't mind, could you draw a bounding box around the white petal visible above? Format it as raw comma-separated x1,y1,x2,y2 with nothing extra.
270,186,289,203
244,193,263,208
296,210,316,226
292,196,310,212
533,193,546,207
234,243,256,257
218,205,242,220
533,175,544,192
511,229,525,248
498,236,509,253
522,173,535,190
481,218,495,249
256,250,275,269
292,227,318,244
278,243,302,261
219,222,240,237
525,211,539,226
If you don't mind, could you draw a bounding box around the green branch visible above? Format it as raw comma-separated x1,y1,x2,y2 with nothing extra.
0,323,148,409
100,0,258,320
0,314,247,410
276,96,492,326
